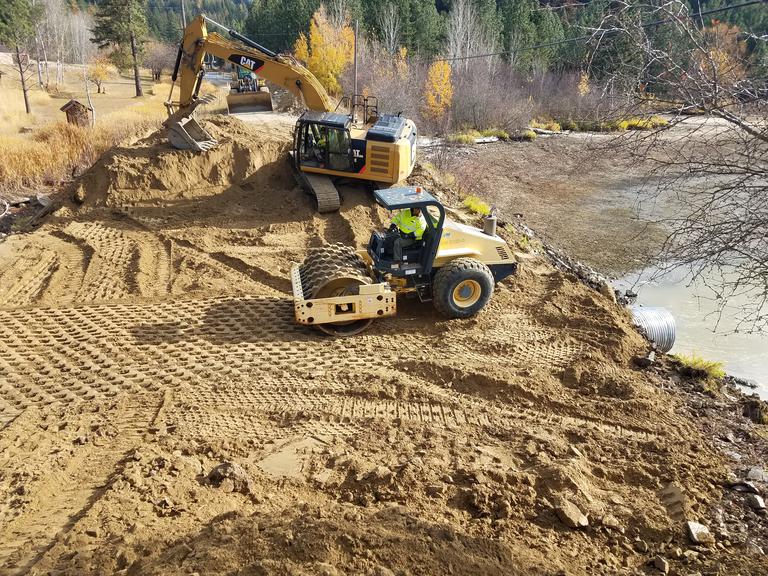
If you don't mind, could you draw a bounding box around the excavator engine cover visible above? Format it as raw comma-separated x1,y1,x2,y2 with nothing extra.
167,116,218,152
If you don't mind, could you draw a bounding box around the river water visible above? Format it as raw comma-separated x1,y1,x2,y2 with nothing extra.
617,267,768,398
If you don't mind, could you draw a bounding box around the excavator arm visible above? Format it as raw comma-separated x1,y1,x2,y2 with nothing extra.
164,15,334,150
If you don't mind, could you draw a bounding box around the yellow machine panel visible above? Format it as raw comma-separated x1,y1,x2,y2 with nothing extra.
433,220,513,269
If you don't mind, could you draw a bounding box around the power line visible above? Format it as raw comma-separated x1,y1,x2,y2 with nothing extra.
430,0,768,63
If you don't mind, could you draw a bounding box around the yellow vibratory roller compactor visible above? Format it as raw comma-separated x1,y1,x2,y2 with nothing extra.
291,186,519,336
164,15,418,213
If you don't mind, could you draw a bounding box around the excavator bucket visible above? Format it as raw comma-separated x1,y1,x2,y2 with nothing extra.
226,89,274,114
166,116,218,152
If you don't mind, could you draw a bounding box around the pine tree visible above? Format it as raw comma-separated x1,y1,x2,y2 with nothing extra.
499,0,538,71
530,6,563,72
406,0,443,55
92,0,148,96
0,0,38,113
246,0,321,53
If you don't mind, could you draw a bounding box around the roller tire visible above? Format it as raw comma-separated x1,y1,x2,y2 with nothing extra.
432,258,494,319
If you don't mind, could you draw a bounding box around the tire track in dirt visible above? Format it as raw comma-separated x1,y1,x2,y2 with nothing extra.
63,222,137,302
0,251,59,308
0,396,158,575
0,295,658,447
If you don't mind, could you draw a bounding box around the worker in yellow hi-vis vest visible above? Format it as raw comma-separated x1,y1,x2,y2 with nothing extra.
391,207,427,261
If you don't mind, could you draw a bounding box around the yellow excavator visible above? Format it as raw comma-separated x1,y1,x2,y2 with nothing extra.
164,15,418,212
227,65,273,113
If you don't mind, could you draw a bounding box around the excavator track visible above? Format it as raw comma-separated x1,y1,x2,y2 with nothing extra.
296,244,376,336
289,157,341,213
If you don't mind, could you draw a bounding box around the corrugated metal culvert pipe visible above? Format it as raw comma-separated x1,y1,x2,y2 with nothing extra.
631,307,676,353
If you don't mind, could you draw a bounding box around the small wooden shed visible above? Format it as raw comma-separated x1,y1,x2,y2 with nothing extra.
60,99,91,128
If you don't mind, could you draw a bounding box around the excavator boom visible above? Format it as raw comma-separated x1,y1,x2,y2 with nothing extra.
165,15,334,151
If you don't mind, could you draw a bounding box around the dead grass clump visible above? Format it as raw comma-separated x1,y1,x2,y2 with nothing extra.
0,103,164,191
673,353,726,395
447,128,510,144
531,119,561,132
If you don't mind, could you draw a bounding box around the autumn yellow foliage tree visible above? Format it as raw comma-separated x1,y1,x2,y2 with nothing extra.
423,60,453,121
294,5,354,96
396,47,408,80
87,54,115,94
698,21,746,91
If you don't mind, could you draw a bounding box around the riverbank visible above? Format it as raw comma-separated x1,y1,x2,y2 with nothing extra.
435,118,768,396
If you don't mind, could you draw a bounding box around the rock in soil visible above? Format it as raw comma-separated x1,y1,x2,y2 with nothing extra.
686,520,715,545
207,461,254,495
746,466,767,483
746,494,766,511
652,555,670,574
555,499,589,529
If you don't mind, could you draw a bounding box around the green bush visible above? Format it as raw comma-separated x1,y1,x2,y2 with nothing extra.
462,195,491,216
447,128,509,144
673,353,726,381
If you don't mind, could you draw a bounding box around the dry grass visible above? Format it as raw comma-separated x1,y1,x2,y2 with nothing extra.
447,128,510,144
0,89,56,133
531,118,562,132
0,82,168,191
554,115,669,132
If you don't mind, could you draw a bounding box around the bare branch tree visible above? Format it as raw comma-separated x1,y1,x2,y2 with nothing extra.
590,0,768,332
446,0,499,73
377,2,401,55
70,10,97,126
144,40,177,81
326,0,349,29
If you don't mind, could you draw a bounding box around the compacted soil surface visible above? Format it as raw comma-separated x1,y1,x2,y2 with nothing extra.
0,116,766,575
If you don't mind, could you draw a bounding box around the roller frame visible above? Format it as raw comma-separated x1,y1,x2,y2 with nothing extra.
291,264,396,327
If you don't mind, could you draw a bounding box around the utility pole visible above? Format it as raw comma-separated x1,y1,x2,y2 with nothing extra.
353,19,358,96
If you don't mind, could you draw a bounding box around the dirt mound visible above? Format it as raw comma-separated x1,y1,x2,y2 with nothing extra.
73,115,292,206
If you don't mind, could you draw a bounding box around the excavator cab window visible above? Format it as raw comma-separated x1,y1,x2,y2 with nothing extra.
299,122,352,172
327,128,351,171
299,123,327,167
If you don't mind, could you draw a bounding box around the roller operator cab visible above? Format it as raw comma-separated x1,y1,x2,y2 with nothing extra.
293,101,418,186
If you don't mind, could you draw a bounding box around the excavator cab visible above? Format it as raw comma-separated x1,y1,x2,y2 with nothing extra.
294,113,355,173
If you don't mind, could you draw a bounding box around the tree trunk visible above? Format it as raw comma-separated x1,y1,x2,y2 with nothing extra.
15,45,31,114
83,64,96,128
34,34,44,88
130,31,143,97
40,37,50,89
